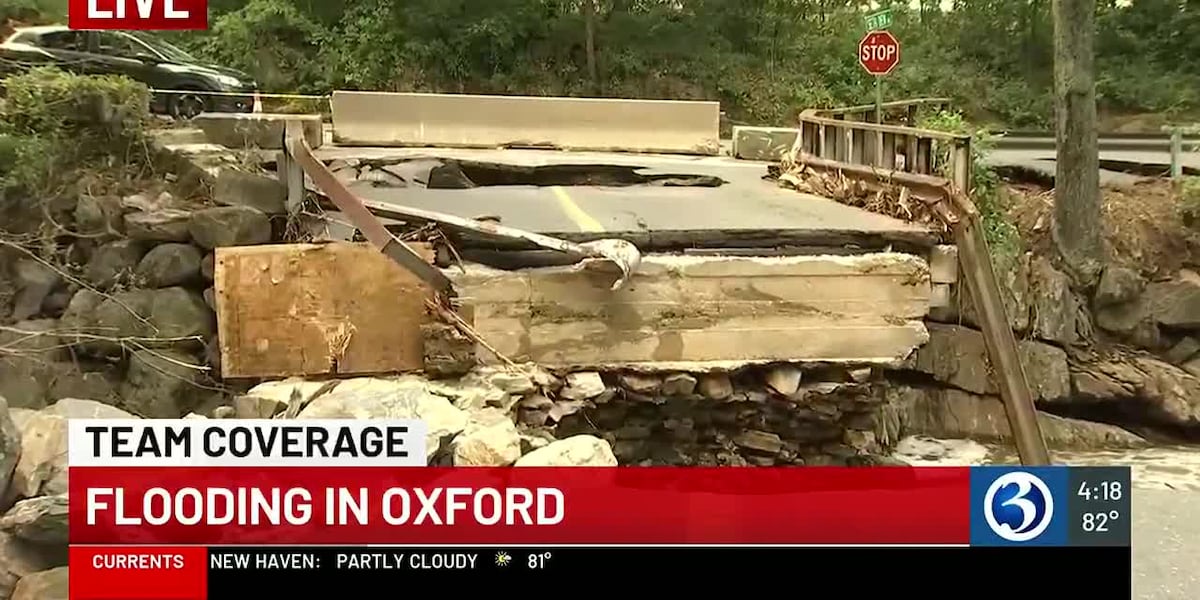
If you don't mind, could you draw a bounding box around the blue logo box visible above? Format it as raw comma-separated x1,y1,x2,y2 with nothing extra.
970,466,1069,546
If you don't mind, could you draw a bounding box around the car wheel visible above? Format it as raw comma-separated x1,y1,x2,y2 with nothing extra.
169,92,207,120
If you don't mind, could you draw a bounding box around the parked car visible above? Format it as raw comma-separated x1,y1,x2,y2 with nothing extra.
0,25,258,119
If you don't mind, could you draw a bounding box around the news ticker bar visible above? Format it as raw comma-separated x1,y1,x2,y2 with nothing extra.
70,463,1132,547
70,545,1132,596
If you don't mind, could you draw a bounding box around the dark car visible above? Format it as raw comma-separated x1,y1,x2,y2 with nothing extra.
0,25,258,119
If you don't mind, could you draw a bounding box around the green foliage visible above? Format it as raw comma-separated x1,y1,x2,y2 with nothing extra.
201,1,1200,129
921,110,1022,264
11,1,1200,129
0,68,151,196
183,0,328,93
1181,177,1200,228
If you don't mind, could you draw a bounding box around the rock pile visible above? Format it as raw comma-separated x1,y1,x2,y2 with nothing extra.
0,397,123,600
239,363,894,467
920,255,1200,443
2,169,287,417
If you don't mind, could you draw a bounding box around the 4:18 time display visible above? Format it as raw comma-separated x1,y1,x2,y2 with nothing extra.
1077,480,1123,501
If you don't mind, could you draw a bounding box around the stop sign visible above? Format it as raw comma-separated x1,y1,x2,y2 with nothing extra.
859,30,900,76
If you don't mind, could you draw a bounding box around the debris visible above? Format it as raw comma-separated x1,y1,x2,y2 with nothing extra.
765,366,803,396
514,435,618,467
288,125,642,291
561,372,606,400
660,373,698,396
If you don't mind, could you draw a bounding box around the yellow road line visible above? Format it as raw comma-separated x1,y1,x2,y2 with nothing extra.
550,186,605,233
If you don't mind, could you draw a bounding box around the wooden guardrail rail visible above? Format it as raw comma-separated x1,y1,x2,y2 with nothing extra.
811,97,952,126
794,110,973,194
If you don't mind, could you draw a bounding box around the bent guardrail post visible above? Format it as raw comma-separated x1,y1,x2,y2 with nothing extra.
283,123,642,292
788,152,1052,467
284,122,456,296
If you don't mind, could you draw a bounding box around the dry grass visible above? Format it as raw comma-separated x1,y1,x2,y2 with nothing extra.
1007,179,1200,279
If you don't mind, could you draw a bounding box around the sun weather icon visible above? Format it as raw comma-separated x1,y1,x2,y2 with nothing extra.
983,471,1055,543
494,551,513,567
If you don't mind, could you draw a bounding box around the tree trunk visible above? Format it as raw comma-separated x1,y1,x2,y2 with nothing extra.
583,0,599,95
1052,0,1104,284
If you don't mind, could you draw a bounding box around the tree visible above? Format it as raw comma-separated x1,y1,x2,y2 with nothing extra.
582,0,599,95
1052,0,1104,283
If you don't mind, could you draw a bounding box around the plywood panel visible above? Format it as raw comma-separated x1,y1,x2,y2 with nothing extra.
214,242,432,379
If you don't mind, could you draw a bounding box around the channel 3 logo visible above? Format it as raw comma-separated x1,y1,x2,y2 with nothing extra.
984,472,1054,542
971,467,1065,546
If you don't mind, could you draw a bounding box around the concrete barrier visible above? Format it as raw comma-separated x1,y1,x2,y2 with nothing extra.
330,91,721,155
732,126,800,161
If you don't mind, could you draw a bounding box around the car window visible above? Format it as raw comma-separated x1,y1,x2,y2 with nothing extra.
37,31,86,51
96,32,144,59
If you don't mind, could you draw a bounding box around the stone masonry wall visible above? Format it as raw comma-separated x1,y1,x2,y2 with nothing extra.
0,168,288,418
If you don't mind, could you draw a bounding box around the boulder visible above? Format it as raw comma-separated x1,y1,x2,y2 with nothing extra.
124,209,193,243
200,252,215,281
135,243,203,288
930,253,1031,333
295,377,468,459
697,373,733,400
560,372,605,401
83,240,145,289
477,368,536,395
77,288,213,356
0,399,23,504
214,169,287,215
120,349,204,418
43,398,134,420
1070,356,1200,430
912,324,1071,402
879,386,1146,449
9,412,68,501
0,321,71,408
1094,266,1144,308
47,370,119,405
765,365,803,396
660,373,698,396
618,373,661,394
517,394,553,426
733,430,784,454
232,395,285,419
0,495,67,545
74,195,122,237
0,534,59,600
11,260,61,321
1029,256,1077,345
1166,337,1200,365
188,206,272,249
11,566,68,600
452,408,522,466
1143,271,1200,330
514,435,618,467
121,191,180,213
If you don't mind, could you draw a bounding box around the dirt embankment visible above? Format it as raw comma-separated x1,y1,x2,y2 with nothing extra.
1006,178,1200,279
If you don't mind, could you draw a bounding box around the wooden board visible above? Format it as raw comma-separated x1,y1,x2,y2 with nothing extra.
214,242,432,379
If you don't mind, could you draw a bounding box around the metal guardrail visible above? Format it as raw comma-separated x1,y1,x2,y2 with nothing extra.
795,110,973,194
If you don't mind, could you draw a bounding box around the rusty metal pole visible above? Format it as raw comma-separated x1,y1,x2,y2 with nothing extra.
947,139,1051,466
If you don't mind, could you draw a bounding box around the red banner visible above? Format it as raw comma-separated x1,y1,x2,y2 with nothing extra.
70,545,207,599
70,467,970,545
